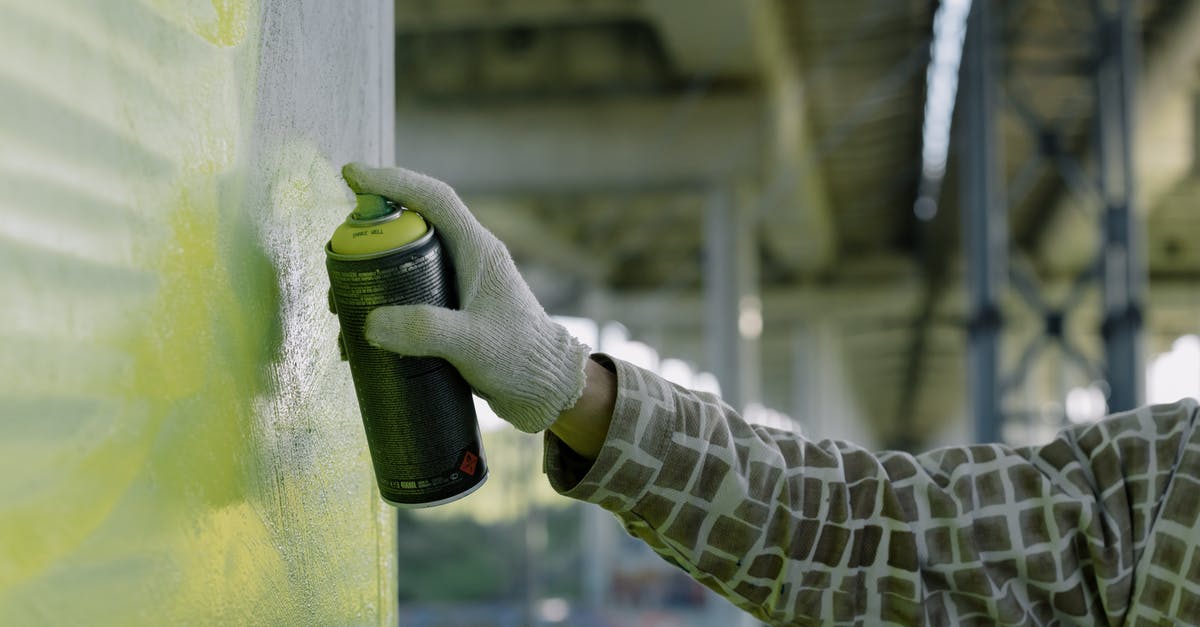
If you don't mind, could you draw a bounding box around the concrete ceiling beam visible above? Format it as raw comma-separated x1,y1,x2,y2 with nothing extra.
395,0,640,31
742,0,837,274
640,0,758,77
396,0,760,79
584,280,930,331
395,94,763,195
393,0,838,280
586,275,1199,333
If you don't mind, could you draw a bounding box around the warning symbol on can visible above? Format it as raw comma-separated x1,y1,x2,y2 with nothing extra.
460,451,479,476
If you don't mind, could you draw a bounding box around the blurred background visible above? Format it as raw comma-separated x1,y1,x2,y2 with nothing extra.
1,0,1197,625
393,0,1199,624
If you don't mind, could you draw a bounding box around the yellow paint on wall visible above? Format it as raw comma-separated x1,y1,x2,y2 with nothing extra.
0,0,392,623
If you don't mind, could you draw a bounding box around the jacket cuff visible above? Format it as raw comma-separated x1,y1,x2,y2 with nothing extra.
543,354,678,514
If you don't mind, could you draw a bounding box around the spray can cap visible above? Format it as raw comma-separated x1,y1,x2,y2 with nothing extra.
353,193,395,220
329,193,430,257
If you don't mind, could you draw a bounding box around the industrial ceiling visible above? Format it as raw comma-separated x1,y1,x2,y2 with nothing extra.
393,0,1200,450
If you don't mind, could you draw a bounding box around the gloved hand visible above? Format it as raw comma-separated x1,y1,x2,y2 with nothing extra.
342,163,590,434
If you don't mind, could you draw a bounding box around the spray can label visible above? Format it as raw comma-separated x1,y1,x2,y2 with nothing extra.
326,194,487,508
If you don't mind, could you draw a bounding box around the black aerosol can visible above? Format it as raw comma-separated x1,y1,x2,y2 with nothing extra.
326,193,486,507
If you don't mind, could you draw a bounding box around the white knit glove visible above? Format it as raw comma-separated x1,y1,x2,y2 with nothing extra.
342,163,590,433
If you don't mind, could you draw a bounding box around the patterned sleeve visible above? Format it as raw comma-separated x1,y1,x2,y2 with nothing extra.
542,355,1200,626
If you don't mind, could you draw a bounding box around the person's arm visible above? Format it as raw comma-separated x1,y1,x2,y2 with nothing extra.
346,165,1200,624
548,357,616,460
544,355,1200,625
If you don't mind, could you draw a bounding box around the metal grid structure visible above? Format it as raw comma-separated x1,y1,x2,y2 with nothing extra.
961,0,1147,442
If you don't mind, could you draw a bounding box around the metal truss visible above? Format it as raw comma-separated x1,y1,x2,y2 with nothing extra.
961,0,1145,443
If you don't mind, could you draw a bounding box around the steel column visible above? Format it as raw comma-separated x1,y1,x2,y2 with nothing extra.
705,186,741,410
957,0,1146,441
1094,0,1144,412
960,0,1007,443
704,184,760,411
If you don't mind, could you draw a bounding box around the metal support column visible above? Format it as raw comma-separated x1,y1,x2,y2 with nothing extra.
580,504,611,613
1094,0,1144,412
960,0,1007,443
955,0,1147,442
704,184,760,411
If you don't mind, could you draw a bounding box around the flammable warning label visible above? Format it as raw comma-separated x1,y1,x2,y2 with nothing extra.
459,450,479,476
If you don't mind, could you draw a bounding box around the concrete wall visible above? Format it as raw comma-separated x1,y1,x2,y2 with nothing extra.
0,0,395,623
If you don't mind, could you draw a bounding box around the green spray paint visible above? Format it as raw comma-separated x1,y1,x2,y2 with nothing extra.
0,0,394,623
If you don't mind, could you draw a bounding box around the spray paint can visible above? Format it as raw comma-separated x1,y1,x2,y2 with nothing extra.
325,193,487,508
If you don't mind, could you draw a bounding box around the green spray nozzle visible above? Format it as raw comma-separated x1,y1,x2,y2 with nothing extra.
353,194,395,220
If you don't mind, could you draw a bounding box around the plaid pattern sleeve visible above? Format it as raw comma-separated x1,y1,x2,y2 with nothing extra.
543,355,1200,626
